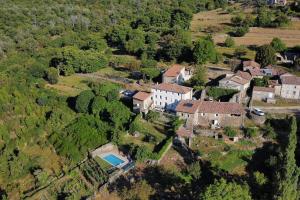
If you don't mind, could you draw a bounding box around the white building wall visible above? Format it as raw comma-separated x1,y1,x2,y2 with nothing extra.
151,88,193,110
280,84,300,99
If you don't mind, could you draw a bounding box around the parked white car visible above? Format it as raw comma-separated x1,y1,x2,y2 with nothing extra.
253,108,265,116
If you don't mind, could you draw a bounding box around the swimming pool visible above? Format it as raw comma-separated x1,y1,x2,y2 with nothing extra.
102,154,125,167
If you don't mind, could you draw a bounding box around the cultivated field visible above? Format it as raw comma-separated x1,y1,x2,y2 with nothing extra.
191,8,300,47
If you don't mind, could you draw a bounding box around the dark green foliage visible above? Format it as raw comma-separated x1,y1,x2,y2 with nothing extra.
190,66,207,88
253,77,270,87
199,178,252,200
256,7,273,27
224,127,237,137
134,145,154,162
141,67,160,80
75,90,95,113
45,67,59,84
255,45,276,67
193,36,217,64
270,37,286,53
273,117,300,200
186,161,202,180
233,26,249,37
50,115,109,163
171,8,193,30
90,82,120,101
206,87,238,101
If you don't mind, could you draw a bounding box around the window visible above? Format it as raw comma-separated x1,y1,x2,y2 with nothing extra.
160,96,162,99
187,114,190,117
165,97,167,100
293,91,296,95
181,113,184,116
178,93,180,96
215,114,219,117
160,102,162,105
155,95,157,98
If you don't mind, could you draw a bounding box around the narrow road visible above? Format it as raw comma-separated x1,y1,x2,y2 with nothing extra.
255,106,300,115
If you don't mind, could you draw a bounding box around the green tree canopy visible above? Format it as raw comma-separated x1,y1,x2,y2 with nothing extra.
193,36,217,65
255,45,276,67
75,90,95,113
199,178,252,200
270,37,286,53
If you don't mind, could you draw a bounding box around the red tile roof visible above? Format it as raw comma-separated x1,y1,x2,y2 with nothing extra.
152,83,192,94
176,100,245,115
281,75,300,85
198,101,245,115
164,64,184,77
253,86,275,93
176,100,200,114
230,76,250,85
248,68,264,76
243,60,261,69
133,91,152,101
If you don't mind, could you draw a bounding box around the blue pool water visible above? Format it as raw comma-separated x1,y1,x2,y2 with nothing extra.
103,154,125,166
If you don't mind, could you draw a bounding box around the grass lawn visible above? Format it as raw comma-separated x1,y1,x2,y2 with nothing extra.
191,136,257,174
47,74,91,96
95,66,130,78
94,156,112,171
121,118,167,151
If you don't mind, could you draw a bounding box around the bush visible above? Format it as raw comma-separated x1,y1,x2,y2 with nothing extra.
224,36,235,47
45,67,59,84
244,127,258,138
270,37,286,52
233,26,249,37
145,111,160,122
263,123,276,139
206,87,238,101
224,127,237,137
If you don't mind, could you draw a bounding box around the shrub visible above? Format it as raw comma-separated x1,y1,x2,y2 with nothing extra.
263,123,276,139
244,127,258,138
270,37,286,52
224,127,237,137
224,36,235,47
206,87,238,101
45,67,59,84
145,111,160,122
233,26,249,37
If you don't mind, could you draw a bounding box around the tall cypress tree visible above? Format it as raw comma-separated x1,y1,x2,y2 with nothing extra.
273,117,300,200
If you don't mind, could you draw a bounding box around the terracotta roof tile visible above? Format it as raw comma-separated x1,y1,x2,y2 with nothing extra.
164,64,183,77
253,86,275,93
243,60,261,69
176,126,193,138
236,70,252,80
176,100,245,115
133,91,152,101
175,100,200,114
152,83,192,94
281,75,300,85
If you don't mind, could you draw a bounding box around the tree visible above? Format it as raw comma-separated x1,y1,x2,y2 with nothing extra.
273,117,300,200
145,111,160,122
199,178,252,200
244,127,258,138
171,8,193,30
190,66,207,88
75,90,95,113
233,26,249,37
294,58,300,70
141,67,160,81
45,67,59,84
186,161,202,180
224,36,235,47
255,45,276,67
270,38,286,52
256,7,272,27
193,36,216,65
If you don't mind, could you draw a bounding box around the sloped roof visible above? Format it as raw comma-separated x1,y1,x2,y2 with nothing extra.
253,86,275,93
152,83,192,94
175,100,200,114
236,70,252,80
281,75,300,85
164,64,184,77
133,91,152,101
243,60,261,69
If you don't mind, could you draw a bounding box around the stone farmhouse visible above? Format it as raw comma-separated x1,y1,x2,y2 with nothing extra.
162,64,192,85
133,91,153,115
243,60,261,71
219,71,252,96
280,75,300,99
176,100,245,129
252,86,275,102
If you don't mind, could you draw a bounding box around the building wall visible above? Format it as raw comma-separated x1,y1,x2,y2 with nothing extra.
280,84,300,99
219,80,243,91
163,68,190,85
133,97,153,114
151,88,193,110
197,113,243,128
252,91,274,101
163,76,177,84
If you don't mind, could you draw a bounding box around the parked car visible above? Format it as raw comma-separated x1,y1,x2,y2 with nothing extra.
253,108,265,116
122,90,136,97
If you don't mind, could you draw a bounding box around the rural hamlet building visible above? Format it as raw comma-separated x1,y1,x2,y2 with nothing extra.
219,71,252,96
243,60,261,71
280,75,300,99
252,86,275,103
151,83,193,111
133,91,153,115
176,100,245,129
162,64,192,85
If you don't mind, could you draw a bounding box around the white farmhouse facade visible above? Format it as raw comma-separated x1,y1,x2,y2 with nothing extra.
151,83,193,111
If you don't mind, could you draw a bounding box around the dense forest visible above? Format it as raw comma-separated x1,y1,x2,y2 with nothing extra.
0,0,300,199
